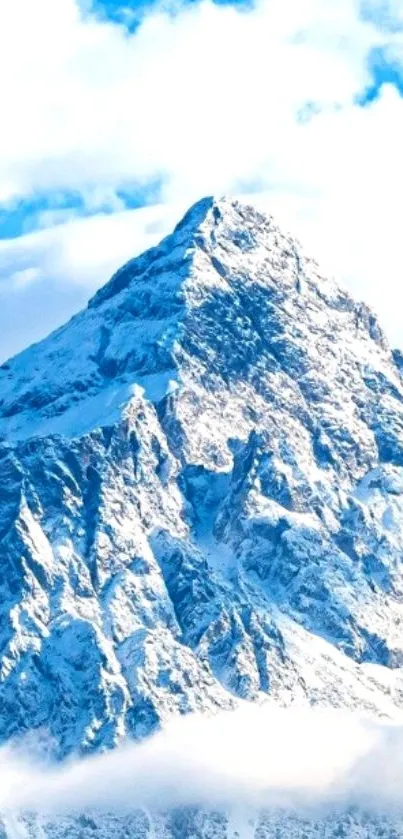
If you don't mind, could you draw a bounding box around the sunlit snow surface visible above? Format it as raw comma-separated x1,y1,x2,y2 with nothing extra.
1,197,403,837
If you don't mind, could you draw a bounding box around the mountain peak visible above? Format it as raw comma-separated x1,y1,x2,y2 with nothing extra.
0,195,394,444
172,194,219,232
172,194,268,234
88,194,268,311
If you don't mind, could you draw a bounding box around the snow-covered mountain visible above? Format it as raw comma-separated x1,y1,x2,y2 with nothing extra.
1,196,403,836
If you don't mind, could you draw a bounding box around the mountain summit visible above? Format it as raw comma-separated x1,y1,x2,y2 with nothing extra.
1,197,403,835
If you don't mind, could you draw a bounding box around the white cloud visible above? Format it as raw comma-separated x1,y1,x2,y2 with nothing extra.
0,205,177,290
0,0,403,356
0,0,382,204
1,705,403,820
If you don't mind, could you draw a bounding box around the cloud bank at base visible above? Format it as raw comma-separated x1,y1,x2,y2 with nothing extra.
1,706,403,819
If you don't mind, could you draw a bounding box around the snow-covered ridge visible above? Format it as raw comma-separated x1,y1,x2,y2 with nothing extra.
1,197,403,837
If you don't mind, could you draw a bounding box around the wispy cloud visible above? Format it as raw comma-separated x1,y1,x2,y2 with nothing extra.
0,205,175,292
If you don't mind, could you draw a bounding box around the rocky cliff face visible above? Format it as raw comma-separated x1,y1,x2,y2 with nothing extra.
1,196,403,835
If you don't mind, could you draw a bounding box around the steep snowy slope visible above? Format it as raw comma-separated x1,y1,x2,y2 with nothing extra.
1,196,403,835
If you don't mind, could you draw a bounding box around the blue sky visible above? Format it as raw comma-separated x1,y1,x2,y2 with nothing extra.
360,44,403,101
92,0,254,24
0,0,403,360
